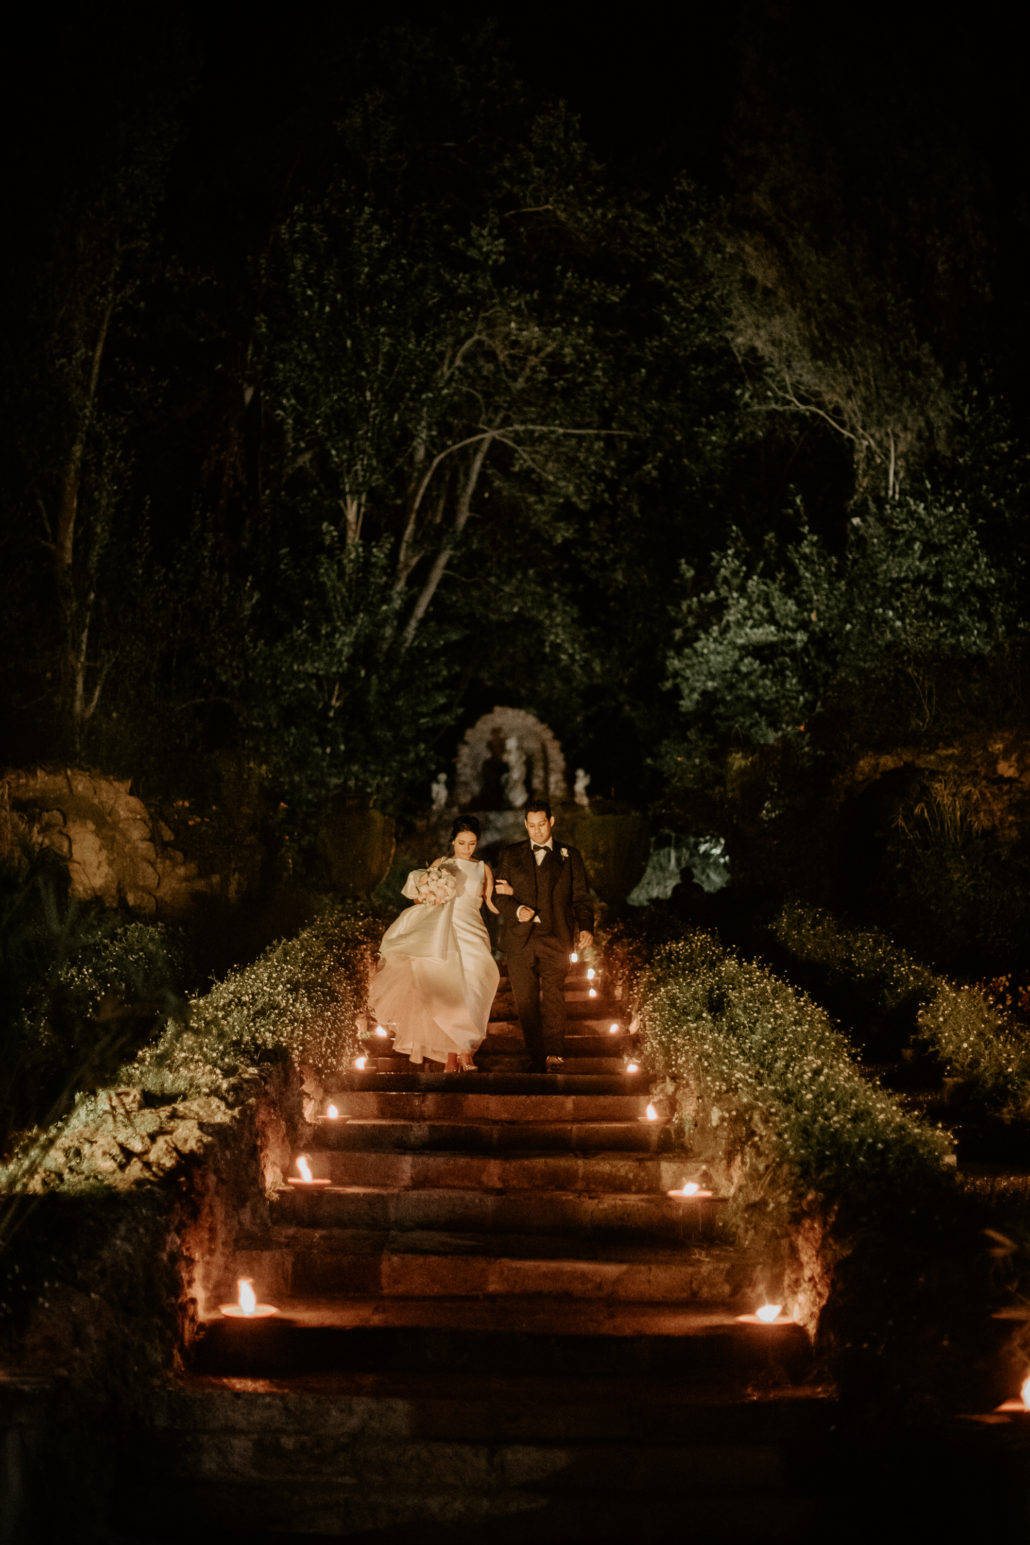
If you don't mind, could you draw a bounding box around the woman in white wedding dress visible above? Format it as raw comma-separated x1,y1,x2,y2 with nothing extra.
370,817,500,1073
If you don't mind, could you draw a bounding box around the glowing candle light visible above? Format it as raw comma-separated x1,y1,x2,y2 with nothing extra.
755,1303,782,1323
1022,1376,1030,1411
326,1103,339,1120
667,1180,713,1199
570,952,579,964
608,1022,619,1035
586,968,596,980
626,1061,639,1074
588,988,597,998
287,1153,330,1187
219,1277,279,1319
355,1054,368,1070
374,1025,389,1039
645,1103,658,1121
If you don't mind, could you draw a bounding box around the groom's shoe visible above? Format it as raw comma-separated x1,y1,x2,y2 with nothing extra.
545,1055,564,1072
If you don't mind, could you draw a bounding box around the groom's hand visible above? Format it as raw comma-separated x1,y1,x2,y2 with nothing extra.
494,879,513,896
517,905,535,923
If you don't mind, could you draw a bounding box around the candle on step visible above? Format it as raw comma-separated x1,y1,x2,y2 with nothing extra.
354,1054,368,1070
625,1061,640,1074
608,1022,619,1034
667,1180,713,1199
219,1277,278,1319
374,1024,389,1038
570,952,579,964
286,1154,330,1187
736,1302,792,1325
326,1103,339,1120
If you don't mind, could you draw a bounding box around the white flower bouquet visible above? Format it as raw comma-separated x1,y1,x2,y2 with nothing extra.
415,866,459,906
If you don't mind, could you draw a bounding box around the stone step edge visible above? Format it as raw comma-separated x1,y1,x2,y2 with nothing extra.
236,1226,749,1263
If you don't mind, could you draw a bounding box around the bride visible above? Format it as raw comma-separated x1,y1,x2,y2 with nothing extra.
370,816,500,1073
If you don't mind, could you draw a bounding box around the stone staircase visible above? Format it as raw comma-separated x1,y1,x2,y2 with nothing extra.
126,962,832,1541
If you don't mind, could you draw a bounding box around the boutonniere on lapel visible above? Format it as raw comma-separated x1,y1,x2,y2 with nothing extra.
560,847,569,861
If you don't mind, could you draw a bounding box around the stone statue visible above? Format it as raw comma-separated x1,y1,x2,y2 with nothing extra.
431,772,449,812
574,767,591,807
502,735,527,809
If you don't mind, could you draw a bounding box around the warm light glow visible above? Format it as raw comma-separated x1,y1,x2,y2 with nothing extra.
1021,1376,1030,1410
608,1022,619,1034
755,1303,782,1323
374,1024,389,1038
355,1054,368,1070
680,1181,700,1196
626,1061,639,1073
586,968,596,980
570,952,579,964
296,1155,313,1183
645,1103,658,1121
326,1103,339,1120
238,1278,257,1317
588,988,597,998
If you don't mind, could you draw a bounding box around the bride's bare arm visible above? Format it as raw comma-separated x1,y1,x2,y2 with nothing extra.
483,862,500,914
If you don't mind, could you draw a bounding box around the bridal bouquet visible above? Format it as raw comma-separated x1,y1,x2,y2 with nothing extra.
416,866,459,906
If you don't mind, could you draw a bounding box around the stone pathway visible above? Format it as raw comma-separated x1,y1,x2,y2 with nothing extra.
128,962,831,1541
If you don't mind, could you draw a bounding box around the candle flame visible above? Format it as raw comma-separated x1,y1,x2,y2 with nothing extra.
678,1181,700,1196
296,1155,313,1183
755,1303,782,1323
237,1278,257,1317
588,988,597,998
1021,1376,1030,1410
570,952,579,964
645,1103,658,1121
374,1024,389,1038
355,1054,368,1070
626,1061,639,1073
608,1022,619,1034
586,968,596,980
326,1103,339,1120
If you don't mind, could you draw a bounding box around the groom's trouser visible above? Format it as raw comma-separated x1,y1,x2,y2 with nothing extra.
507,932,569,1070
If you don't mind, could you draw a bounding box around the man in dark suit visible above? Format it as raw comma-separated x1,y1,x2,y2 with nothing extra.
493,800,594,1073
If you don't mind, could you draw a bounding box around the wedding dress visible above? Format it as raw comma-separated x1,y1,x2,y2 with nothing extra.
370,858,500,1065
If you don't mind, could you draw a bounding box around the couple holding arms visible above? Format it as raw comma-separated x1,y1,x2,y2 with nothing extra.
371,801,594,1074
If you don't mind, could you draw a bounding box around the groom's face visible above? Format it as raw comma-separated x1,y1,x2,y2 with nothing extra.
524,810,554,845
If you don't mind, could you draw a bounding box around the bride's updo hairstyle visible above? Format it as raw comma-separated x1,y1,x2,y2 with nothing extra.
450,815,481,847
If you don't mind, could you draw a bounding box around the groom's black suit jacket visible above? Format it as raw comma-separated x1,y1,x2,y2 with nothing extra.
493,839,593,954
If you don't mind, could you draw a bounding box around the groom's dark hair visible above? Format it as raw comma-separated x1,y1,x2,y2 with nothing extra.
525,799,552,819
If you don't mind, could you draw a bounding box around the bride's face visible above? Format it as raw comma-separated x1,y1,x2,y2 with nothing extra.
452,830,478,860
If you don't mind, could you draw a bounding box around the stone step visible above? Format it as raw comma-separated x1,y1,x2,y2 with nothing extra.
325,1071,637,1096
295,1148,708,1195
314,1090,651,1122
232,1229,755,1301
270,1183,726,1242
351,1053,636,1075
488,994,618,1021
301,1117,674,1154
125,1475,823,1543
150,1366,835,1446
193,1296,805,1379
481,1028,633,1053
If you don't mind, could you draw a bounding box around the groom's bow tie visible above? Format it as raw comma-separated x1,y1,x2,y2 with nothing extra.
532,843,549,851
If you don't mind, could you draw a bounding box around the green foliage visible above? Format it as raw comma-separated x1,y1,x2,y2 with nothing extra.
664,491,1016,766
129,903,384,1094
772,898,1030,1117
636,928,951,1215
0,857,186,1154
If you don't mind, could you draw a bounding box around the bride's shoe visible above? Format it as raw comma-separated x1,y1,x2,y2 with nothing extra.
458,1054,478,1072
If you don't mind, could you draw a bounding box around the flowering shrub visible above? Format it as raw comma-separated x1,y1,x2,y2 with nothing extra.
772,899,1030,1117
636,929,951,1212
129,903,384,1095
603,917,988,1409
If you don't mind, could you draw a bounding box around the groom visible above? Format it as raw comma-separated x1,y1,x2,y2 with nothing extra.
493,800,594,1074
